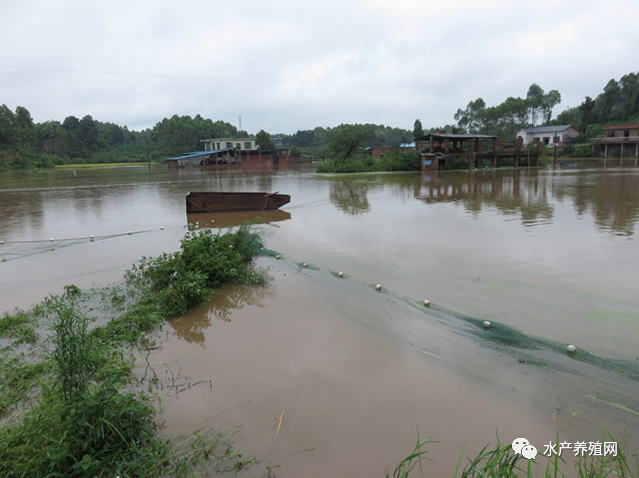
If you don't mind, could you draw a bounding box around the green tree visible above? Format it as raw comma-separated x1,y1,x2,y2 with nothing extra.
454,98,486,133
413,119,423,139
541,90,561,124
328,124,368,161
526,83,545,125
0,104,16,147
255,129,275,150
14,106,36,146
578,97,595,133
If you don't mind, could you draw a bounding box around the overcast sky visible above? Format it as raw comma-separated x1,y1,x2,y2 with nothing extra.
1,0,637,134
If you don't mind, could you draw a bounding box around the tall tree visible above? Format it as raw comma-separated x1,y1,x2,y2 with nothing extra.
541,90,561,124
578,97,595,133
413,119,423,139
328,125,368,161
255,129,275,151
526,84,545,126
454,98,486,133
14,106,36,146
0,105,16,147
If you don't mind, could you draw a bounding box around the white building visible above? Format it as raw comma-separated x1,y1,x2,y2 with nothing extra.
201,137,257,151
516,125,579,145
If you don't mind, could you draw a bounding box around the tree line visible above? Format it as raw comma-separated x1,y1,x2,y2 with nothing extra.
0,107,245,169
2,71,638,169
449,83,561,139
281,123,413,154
554,72,639,137
447,72,639,140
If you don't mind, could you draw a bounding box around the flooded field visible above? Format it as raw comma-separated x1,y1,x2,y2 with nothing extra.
1,162,639,476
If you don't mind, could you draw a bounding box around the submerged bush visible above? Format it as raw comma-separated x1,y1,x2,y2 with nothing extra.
127,226,267,317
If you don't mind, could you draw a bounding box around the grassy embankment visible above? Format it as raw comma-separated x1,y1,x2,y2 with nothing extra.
0,226,268,477
0,143,163,171
316,150,421,173
55,162,153,169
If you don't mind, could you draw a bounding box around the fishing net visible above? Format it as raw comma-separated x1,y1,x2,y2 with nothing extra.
0,231,153,263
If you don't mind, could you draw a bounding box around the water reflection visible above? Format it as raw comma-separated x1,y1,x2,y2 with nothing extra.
169,285,273,345
553,172,639,236
186,210,291,229
418,170,554,225
329,180,371,215
324,169,639,234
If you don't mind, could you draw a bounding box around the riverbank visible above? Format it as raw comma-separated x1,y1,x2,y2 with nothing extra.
0,227,268,477
55,161,155,169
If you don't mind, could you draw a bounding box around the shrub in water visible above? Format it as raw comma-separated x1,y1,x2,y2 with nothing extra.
126,226,266,318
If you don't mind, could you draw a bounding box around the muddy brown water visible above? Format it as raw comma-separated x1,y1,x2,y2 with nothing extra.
1,162,639,476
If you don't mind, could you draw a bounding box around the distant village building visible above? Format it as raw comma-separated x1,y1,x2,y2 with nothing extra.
200,138,257,151
591,123,639,158
516,125,579,145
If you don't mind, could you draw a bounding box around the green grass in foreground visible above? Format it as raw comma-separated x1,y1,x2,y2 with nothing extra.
0,226,267,477
387,436,638,478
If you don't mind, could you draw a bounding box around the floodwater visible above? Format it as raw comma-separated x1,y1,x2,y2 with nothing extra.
1,161,639,476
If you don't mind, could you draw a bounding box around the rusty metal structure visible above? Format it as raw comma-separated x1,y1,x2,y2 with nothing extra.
591,123,639,158
415,133,540,171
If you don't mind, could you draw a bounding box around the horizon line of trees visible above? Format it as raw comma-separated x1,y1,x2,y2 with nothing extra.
447,72,639,140
2,71,638,169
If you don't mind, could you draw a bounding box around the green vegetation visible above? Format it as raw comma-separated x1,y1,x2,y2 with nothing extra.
0,310,37,345
317,149,421,173
453,83,561,139
388,437,637,478
55,161,152,168
0,106,241,170
413,119,424,139
452,72,639,142
3,71,637,170
151,114,242,156
555,73,639,134
255,129,276,151
126,227,267,318
283,123,413,157
0,227,267,477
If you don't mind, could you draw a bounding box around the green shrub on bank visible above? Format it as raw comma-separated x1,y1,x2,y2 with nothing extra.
0,227,267,477
0,148,66,170
562,142,595,157
317,150,420,173
0,297,167,478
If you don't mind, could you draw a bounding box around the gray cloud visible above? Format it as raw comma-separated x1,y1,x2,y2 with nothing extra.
1,0,637,133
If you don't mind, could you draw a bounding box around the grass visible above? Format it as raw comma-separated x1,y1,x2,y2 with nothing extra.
0,226,268,477
317,150,421,173
54,162,154,169
388,437,638,478
0,310,37,345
